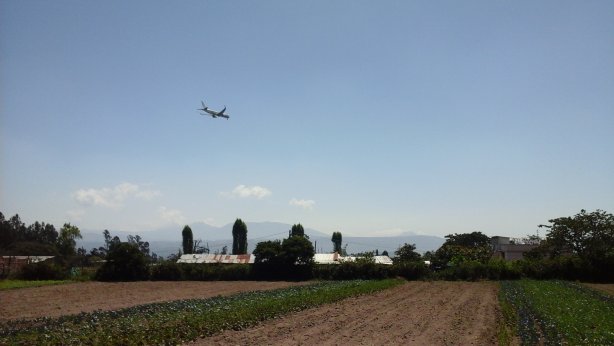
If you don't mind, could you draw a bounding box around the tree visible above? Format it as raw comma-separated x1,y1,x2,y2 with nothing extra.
382,250,389,257
290,223,307,238
433,231,492,266
281,236,314,265
103,229,112,250
253,240,282,264
56,223,82,257
182,225,194,254
92,229,119,258
540,209,614,267
26,222,57,245
331,231,342,253
192,239,209,254
95,242,149,281
0,212,17,249
443,232,491,248
232,219,248,255
394,243,421,263
127,234,155,261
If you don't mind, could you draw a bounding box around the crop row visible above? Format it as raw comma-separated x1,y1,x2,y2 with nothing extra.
0,279,404,345
499,280,614,345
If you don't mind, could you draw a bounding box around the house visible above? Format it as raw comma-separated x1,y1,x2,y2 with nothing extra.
491,236,538,261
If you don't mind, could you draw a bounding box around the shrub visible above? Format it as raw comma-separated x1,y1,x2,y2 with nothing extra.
17,261,68,280
394,262,430,280
95,242,149,281
312,262,398,280
252,263,311,281
150,262,182,281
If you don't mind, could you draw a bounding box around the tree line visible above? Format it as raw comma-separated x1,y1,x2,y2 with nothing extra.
0,212,82,258
2,209,612,282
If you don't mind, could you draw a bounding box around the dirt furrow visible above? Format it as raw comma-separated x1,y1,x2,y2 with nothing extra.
189,281,500,346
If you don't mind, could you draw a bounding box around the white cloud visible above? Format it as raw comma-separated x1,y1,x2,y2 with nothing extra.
289,198,316,210
223,184,272,199
158,206,186,225
66,209,85,221
72,182,161,208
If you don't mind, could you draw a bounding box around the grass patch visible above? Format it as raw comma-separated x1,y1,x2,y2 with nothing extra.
0,279,404,345
500,280,614,345
0,280,72,290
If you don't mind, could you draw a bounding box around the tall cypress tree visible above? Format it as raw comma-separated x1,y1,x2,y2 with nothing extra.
331,231,342,254
232,219,248,255
182,225,193,254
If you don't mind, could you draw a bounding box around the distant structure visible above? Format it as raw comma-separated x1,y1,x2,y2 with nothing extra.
0,256,54,277
491,236,538,261
176,253,394,265
177,254,254,264
340,255,394,265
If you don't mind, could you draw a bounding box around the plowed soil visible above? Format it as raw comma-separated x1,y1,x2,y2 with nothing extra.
0,281,307,321
582,283,614,297
189,281,500,346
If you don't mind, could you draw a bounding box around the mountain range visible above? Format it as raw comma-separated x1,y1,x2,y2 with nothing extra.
77,221,445,258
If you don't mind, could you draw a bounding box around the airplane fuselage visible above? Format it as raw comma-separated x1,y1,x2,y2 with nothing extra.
198,101,229,119
203,109,229,119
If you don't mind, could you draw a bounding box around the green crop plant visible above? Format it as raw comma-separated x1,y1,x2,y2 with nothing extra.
500,280,614,345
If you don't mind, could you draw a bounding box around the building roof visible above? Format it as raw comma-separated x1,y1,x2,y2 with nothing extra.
176,253,394,265
177,254,255,264
313,253,341,264
0,256,54,263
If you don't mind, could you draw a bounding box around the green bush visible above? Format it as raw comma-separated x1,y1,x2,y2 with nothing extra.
513,256,593,281
312,262,398,280
17,261,68,280
150,262,182,281
95,243,149,281
432,259,521,281
394,262,430,280
252,263,312,281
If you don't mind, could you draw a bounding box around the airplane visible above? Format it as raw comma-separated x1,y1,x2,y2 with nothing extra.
198,101,229,119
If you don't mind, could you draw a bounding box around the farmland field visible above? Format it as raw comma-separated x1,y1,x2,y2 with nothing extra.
1,280,500,345
189,281,501,345
0,280,402,345
10,280,610,345
0,280,308,320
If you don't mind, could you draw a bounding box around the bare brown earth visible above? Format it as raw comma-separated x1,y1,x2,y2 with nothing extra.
582,283,614,296
189,281,501,346
0,281,307,321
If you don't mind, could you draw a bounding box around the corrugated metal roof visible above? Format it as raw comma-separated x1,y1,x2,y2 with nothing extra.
313,253,341,264
0,256,54,263
374,256,393,265
177,254,255,264
176,254,393,265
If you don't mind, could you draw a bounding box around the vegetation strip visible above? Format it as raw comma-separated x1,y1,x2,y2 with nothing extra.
0,279,404,345
0,279,71,290
500,280,614,345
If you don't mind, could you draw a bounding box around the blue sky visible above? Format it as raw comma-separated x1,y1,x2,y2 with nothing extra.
2,1,613,238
